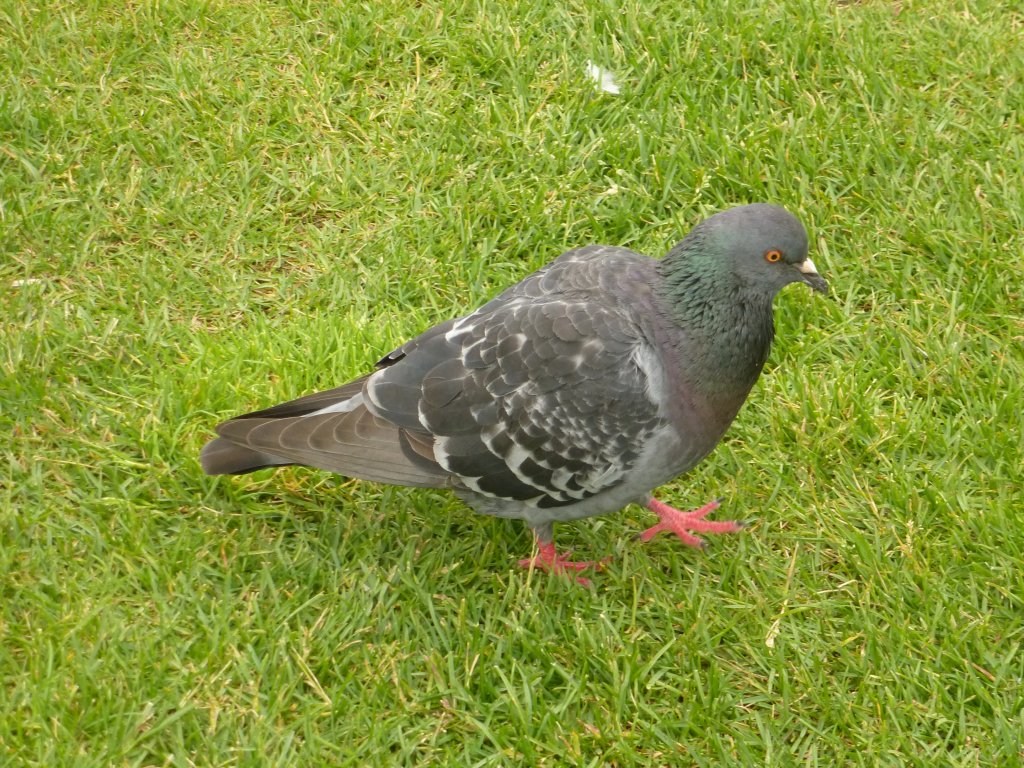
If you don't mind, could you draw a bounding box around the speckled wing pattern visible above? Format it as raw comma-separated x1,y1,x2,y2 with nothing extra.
366,246,669,509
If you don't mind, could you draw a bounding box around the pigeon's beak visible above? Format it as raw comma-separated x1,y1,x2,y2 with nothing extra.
797,258,828,294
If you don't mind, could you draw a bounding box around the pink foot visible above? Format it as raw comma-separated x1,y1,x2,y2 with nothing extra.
638,498,746,548
518,540,608,586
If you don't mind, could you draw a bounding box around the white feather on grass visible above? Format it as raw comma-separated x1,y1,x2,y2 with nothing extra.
585,61,621,95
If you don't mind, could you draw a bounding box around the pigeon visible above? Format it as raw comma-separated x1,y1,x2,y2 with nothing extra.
201,204,827,583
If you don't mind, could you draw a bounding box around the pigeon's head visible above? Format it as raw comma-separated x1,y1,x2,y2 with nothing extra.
674,204,827,297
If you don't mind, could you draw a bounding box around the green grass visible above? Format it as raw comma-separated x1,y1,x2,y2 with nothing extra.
2,0,1022,764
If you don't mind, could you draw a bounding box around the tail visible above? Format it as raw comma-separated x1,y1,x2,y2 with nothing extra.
198,375,451,489
200,437,294,475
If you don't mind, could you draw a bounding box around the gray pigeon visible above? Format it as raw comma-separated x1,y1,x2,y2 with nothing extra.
201,204,827,582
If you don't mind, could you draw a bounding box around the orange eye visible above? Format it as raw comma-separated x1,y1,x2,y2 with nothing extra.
764,250,782,263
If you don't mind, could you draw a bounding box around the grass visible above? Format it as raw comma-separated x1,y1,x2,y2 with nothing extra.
2,0,1022,764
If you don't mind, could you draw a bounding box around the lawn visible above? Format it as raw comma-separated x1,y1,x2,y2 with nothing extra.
2,0,1022,765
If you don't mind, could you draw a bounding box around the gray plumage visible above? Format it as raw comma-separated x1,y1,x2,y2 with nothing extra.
201,204,826,553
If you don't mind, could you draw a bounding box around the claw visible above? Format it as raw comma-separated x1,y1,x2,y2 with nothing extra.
639,498,745,548
519,540,609,586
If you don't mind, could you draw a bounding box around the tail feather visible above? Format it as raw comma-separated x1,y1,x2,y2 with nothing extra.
200,377,452,489
200,437,293,475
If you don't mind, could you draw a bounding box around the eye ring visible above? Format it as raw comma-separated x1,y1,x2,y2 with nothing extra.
764,249,782,263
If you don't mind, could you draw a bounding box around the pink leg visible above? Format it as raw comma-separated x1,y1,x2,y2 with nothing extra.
518,539,607,587
638,497,746,548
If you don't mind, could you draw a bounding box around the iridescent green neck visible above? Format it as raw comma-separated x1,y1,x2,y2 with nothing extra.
657,242,776,398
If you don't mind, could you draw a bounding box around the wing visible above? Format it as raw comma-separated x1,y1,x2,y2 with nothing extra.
366,251,668,508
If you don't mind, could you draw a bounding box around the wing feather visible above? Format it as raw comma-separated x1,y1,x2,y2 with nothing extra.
363,247,668,506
